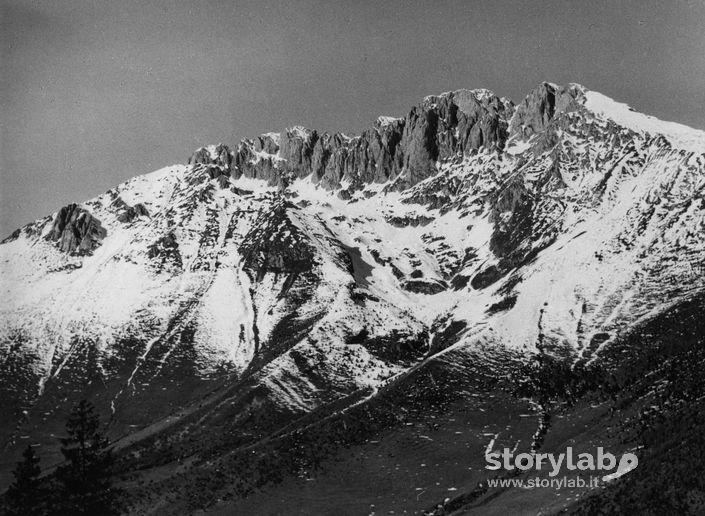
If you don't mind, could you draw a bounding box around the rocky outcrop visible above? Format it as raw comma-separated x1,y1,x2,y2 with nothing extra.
240,201,316,281
401,278,448,295
279,127,317,180
233,136,283,185
392,90,513,190
45,204,107,255
1,228,21,244
385,214,435,228
117,202,150,223
313,119,405,190
508,82,584,139
188,143,233,179
147,232,182,271
488,178,534,258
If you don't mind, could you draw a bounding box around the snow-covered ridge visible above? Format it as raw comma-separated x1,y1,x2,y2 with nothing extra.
584,90,705,153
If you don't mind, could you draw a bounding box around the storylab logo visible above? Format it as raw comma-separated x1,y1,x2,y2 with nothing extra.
485,447,638,479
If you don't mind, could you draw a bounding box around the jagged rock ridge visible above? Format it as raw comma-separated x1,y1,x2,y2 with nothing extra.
188,88,515,195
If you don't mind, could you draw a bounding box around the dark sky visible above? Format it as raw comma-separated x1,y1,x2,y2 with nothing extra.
2,0,704,235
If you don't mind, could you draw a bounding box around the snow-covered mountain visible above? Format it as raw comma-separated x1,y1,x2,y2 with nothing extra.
1,82,704,513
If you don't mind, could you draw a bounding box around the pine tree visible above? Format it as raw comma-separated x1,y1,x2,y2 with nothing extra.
5,445,43,516
53,400,119,515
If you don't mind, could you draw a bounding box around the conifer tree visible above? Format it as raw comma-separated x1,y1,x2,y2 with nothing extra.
5,445,43,516
53,400,119,515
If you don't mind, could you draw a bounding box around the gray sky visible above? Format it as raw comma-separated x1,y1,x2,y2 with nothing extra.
2,0,704,236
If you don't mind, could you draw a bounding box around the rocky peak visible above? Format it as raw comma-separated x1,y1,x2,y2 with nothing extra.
508,82,585,139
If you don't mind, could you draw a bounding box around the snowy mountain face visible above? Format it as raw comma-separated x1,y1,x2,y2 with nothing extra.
1,82,704,511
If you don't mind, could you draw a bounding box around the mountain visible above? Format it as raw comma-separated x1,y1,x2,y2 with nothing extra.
1,82,704,515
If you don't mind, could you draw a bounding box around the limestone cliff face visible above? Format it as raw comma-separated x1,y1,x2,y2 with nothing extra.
187,88,514,194
394,89,513,190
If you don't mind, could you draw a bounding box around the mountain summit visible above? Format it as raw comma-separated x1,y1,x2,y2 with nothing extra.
1,82,704,513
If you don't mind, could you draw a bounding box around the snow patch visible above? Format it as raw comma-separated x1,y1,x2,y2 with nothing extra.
584,90,705,153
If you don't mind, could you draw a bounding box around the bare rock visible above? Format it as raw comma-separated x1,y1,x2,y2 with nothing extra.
117,202,150,223
147,232,182,271
401,278,448,295
508,82,584,139
45,204,107,255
